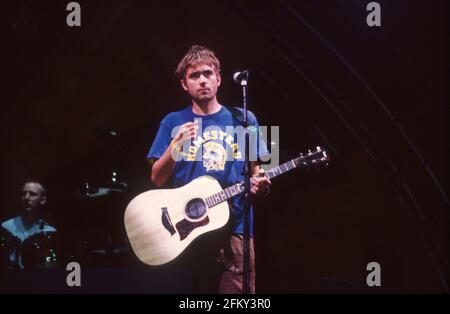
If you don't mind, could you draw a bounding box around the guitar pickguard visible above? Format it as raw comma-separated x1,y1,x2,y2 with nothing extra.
176,216,210,241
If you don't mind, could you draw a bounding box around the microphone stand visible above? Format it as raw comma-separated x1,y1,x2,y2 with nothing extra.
237,72,252,294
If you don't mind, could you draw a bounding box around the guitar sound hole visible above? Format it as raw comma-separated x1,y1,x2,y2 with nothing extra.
185,198,207,220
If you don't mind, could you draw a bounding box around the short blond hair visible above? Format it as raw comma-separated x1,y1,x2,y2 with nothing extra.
175,45,221,80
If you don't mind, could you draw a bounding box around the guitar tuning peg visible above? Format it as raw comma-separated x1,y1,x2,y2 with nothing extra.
308,150,312,155
316,146,322,151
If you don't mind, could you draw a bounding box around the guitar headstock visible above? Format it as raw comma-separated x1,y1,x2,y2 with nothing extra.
294,146,330,168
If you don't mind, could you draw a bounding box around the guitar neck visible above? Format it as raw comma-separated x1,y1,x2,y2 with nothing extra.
203,159,298,208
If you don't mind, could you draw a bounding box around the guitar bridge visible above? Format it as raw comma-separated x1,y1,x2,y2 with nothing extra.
161,207,176,236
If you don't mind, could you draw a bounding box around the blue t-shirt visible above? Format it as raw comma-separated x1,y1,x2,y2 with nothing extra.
147,105,269,234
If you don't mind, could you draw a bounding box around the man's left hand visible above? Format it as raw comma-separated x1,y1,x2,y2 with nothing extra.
250,169,271,196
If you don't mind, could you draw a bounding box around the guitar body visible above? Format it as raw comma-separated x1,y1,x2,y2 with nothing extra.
124,146,328,266
124,175,230,266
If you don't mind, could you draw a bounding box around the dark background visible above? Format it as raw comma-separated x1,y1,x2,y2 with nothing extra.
1,0,448,293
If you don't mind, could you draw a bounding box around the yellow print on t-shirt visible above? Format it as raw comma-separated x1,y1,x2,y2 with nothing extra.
185,131,242,170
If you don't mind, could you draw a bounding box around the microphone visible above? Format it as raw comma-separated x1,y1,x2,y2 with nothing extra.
233,70,249,84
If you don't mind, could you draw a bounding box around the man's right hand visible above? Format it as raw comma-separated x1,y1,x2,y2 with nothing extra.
151,120,199,187
172,120,199,145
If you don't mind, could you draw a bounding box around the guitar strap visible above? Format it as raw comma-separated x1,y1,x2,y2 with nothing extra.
225,106,252,128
